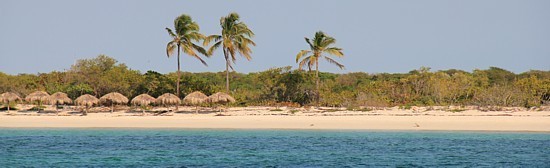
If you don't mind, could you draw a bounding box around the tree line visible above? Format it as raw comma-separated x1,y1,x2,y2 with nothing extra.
1,55,548,108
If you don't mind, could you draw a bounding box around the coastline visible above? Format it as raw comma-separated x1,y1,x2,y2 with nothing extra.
1,107,549,132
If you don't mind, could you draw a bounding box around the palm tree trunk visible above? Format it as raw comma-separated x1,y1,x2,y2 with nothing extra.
176,45,181,111
316,61,320,106
224,49,230,94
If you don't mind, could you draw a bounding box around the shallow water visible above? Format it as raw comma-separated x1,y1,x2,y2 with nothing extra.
0,128,548,167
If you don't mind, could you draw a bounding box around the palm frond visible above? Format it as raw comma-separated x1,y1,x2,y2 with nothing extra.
166,41,176,57
228,61,234,70
228,46,237,62
308,55,317,71
320,36,336,48
298,56,312,70
324,47,344,57
166,28,176,38
187,32,205,42
182,44,198,57
305,38,314,50
192,54,208,66
207,41,222,56
204,35,222,46
192,43,208,56
324,56,345,69
296,50,311,63
191,43,208,57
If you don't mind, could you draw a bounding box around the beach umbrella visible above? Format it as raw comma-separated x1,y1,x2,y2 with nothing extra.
75,94,99,116
25,91,50,102
131,94,156,114
25,91,50,112
206,92,236,104
99,92,129,113
183,91,208,105
1,92,22,113
183,91,208,113
156,93,181,111
46,92,72,113
206,92,235,113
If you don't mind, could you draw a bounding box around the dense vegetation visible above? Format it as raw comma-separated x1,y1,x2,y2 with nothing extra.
1,55,548,108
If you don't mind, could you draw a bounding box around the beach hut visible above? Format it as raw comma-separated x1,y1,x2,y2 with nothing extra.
1,92,22,113
131,94,156,114
206,92,235,112
156,93,180,111
25,91,50,112
183,91,208,113
46,92,72,113
99,92,129,113
206,92,236,104
75,94,99,116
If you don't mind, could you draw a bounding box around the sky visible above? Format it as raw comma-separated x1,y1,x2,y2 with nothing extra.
1,0,549,75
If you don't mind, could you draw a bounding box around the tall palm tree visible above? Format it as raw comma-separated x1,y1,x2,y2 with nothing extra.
166,14,208,110
296,31,345,105
204,13,255,94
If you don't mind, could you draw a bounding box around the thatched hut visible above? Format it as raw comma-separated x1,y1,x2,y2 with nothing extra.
184,91,208,104
25,91,50,102
183,91,208,113
156,93,180,111
75,94,99,116
131,94,156,114
46,92,72,113
207,92,235,113
25,91,50,112
99,92,129,113
1,92,22,113
206,92,236,104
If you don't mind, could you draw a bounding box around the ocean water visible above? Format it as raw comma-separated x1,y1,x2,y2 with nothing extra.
0,129,548,167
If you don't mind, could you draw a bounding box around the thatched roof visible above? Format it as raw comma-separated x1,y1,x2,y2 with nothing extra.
47,92,72,105
25,91,50,102
131,94,156,106
156,93,181,105
207,92,236,104
99,92,129,104
75,94,99,107
183,91,208,105
1,92,22,103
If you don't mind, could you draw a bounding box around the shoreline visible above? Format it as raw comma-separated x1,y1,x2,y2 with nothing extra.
2,126,550,134
1,109,549,132
1,127,548,133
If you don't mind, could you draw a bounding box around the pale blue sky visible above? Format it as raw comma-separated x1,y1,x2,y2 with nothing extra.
1,0,549,75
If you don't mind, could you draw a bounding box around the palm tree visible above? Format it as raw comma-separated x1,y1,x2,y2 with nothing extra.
296,31,345,105
166,14,208,110
204,13,255,94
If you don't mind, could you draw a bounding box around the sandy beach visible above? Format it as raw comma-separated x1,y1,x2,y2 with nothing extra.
1,106,549,132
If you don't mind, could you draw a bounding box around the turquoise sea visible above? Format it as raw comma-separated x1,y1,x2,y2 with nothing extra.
0,128,548,167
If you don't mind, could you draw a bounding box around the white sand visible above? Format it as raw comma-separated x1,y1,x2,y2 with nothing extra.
1,106,549,132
